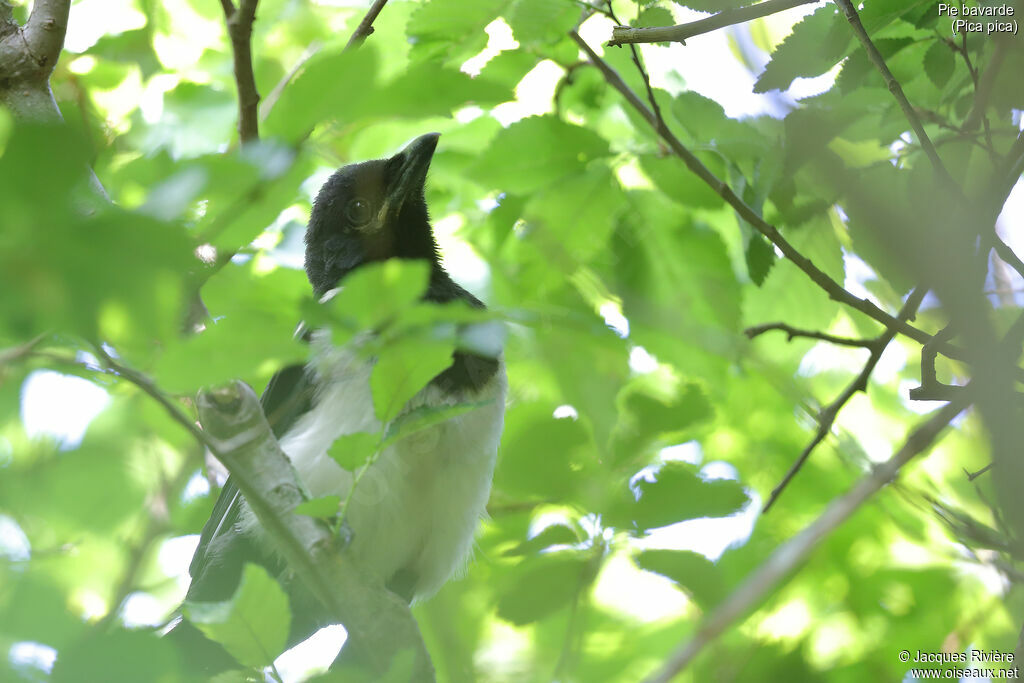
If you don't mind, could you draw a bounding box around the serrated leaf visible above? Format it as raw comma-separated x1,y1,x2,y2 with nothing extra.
923,41,955,89
469,115,611,194
507,0,579,45
327,432,380,471
754,5,848,93
745,233,776,286
293,495,342,519
636,6,674,29
184,564,291,668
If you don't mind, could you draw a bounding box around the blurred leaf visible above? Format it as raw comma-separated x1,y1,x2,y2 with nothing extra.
497,553,589,624
626,462,748,531
504,524,579,556
635,549,727,609
371,339,455,422
184,564,291,668
294,495,342,518
923,41,955,89
469,116,611,193
51,630,182,683
327,432,380,471
754,5,847,93
745,232,776,285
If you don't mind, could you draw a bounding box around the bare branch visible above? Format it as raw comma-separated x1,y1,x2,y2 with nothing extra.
220,0,261,143
762,287,928,512
609,0,820,46
744,322,875,348
569,31,974,362
644,397,968,683
345,0,391,51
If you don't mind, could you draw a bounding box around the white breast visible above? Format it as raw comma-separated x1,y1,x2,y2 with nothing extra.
270,337,506,600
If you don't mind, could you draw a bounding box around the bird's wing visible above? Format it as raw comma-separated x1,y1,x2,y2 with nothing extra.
187,363,316,600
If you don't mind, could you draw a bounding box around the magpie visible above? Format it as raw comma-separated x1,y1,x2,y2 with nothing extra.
181,133,506,658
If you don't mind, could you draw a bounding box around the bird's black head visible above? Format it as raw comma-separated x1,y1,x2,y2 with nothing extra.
304,133,442,298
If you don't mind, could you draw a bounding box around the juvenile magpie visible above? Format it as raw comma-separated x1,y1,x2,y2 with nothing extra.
182,133,506,655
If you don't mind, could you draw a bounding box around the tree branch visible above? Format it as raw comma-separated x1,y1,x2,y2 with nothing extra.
0,0,68,120
345,0,390,51
22,0,70,71
220,0,261,143
195,382,434,680
644,397,968,683
609,0,820,46
570,31,971,361
762,286,928,512
744,322,876,348
833,0,951,183
85,345,434,677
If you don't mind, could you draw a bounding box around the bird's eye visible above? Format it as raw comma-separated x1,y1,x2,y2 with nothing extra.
346,198,372,227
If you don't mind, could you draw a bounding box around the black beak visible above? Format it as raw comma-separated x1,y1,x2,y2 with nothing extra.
379,133,440,225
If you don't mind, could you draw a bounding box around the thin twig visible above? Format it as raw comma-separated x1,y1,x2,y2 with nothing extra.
0,334,48,366
762,287,928,512
345,0,390,51
744,323,876,348
644,397,968,683
962,35,1007,138
965,463,992,481
569,31,970,362
91,345,209,448
608,0,820,46
833,0,951,184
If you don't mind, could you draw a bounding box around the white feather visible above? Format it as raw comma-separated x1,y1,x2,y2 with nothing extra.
242,330,506,600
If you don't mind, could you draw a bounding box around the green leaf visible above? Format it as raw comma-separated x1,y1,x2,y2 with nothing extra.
504,524,579,556
636,7,675,29
293,495,342,519
522,164,626,265
383,400,493,448
469,116,611,194
629,462,748,531
613,380,714,462
497,554,589,624
51,630,181,683
745,232,776,285
316,260,431,332
506,0,579,45
408,0,510,62
754,5,848,93
635,549,727,610
327,432,380,471
358,64,511,119
640,154,725,210
370,339,455,422
184,564,291,669
263,47,378,141
923,40,955,89
671,0,746,10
